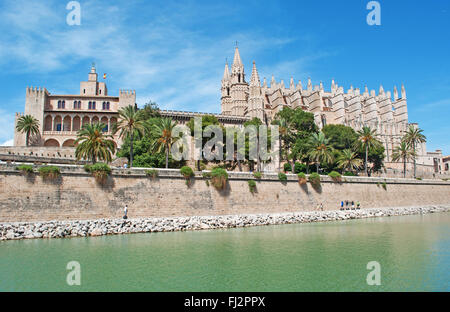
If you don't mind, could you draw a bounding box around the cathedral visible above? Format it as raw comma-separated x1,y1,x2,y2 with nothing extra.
220,46,410,161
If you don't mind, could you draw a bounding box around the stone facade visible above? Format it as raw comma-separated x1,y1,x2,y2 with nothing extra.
0,165,449,222
14,65,135,148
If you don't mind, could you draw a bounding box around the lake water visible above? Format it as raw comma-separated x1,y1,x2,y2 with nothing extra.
1,212,449,291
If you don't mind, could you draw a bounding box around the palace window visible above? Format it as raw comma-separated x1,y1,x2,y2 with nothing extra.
56,123,62,131
102,101,110,110
88,101,96,109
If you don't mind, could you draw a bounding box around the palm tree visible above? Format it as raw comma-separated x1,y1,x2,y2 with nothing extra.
16,115,40,146
151,118,181,169
274,117,292,172
355,126,381,176
113,105,145,167
337,149,363,173
308,132,334,173
403,125,426,178
74,123,116,164
391,141,415,178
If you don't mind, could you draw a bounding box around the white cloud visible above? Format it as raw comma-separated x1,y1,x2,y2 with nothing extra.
0,139,13,146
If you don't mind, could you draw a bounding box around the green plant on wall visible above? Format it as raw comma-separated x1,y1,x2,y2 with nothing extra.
248,180,257,193
297,172,306,185
85,163,112,184
308,172,321,186
381,181,387,190
38,166,61,181
210,167,228,190
328,171,342,182
16,164,34,175
145,169,158,179
180,166,194,185
253,171,262,179
278,172,287,182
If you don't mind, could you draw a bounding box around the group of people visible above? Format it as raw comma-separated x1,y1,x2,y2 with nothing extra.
340,200,360,210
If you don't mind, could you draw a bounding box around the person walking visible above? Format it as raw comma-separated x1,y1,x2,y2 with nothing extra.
340,201,344,210
357,201,361,209
123,205,128,219
351,201,355,210
320,203,323,211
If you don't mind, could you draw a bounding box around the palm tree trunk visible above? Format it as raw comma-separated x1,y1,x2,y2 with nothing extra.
165,146,169,169
256,135,260,172
365,144,368,176
316,163,319,173
403,155,406,178
25,132,29,147
130,132,134,167
278,138,282,172
413,142,416,178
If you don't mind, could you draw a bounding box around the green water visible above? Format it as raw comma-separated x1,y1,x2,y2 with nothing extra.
1,213,449,291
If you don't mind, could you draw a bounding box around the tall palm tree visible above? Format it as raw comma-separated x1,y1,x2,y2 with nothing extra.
151,118,181,169
74,123,116,164
354,126,381,176
391,141,415,178
113,105,145,167
308,132,334,173
403,125,426,178
337,149,363,173
274,117,292,172
16,115,40,146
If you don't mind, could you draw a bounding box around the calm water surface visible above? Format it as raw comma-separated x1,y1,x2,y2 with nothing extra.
1,212,449,291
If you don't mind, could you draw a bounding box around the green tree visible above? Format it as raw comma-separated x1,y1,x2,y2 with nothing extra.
152,117,182,168
322,124,358,151
391,140,416,178
354,126,382,176
403,125,426,178
75,123,116,164
336,149,362,173
16,115,40,146
113,105,146,167
308,132,334,173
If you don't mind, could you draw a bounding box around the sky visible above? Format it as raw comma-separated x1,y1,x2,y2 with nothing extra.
0,0,449,154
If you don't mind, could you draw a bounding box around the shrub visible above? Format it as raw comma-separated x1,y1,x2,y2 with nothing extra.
253,171,262,179
180,166,194,178
381,181,387,190
283,163,291,173
180,166,195,186
297,172,307,185
308,172,321,186
85,163,111,184
328,171,342,182
16,164,33,175
343,171,357,176
294,162,307,174
38,166,61,180
210,167,228,190
278,172,287,182
145,169,158,178
202,172,211,179
248,180,257,193
415,177,422,180
442,178,449,181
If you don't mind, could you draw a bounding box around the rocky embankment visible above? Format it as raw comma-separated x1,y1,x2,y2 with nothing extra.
1,205,449,241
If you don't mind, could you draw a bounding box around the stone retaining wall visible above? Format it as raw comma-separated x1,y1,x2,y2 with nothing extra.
0,165,449,223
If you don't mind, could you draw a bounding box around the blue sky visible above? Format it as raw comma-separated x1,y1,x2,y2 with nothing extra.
0,0,449,154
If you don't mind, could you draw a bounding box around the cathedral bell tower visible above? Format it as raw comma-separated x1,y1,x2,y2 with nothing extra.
229,45,249,116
